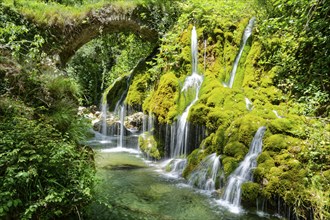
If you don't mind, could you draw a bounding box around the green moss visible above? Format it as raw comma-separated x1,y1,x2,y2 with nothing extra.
199,75,222,99
323,170,330,182
225,113,266,146
232,42,251,89
203,86,246,113
264,134,302,153
205,108,234,132
269,116,307,138
241,182,260,203
254,151,275,182
105,75,129,110
126,73,151,108
263,134,288,152
223,141,248,161
242,41,263,89
144,72,179,123
138,134,160,160
222,156,239,176
182,149,207,178
189,103,211,125
257,151,273,164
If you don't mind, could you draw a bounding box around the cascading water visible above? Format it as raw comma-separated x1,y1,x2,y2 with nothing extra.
188,153,224,192
245,97,253,111
172,26,203,159
100,94,109,140
117,105,125,147
148,112,154,135
204,39,207,73
163,26,203,177
219,126,266,213
228,17,255,88
272,110,283,118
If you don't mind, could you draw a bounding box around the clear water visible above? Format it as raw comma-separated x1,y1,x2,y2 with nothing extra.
84,134,280,220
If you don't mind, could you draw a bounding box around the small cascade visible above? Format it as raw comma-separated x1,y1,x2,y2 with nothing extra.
142,114,147,134
148,112,154,135
245,97,253,111
100,98,108,137
272,110,283,118
228,17,255,88
203,39,207,72
191,26,198,74
219,126,266,213
162,26,203,177
117,105,125,147
171,26,203,159
188,153,224,191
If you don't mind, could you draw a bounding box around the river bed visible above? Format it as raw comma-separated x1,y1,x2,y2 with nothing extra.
84,134,281,220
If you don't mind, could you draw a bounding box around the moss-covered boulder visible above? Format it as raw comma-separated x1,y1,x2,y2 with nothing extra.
222,156,239,176
126,73,151,109
224,114,266,147
241,182,260,205
138,134,160,160
143,72,179,123
223,141,248,161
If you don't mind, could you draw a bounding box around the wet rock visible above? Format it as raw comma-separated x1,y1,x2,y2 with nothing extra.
125,112,144,132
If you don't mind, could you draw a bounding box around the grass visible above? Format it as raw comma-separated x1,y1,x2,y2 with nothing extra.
2,0,146,27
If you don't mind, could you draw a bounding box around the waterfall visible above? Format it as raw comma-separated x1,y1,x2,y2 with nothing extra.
228,17,255,88
245,97,253,111
148,112,154,135
162,26,203,177
272,110,283,118
117,105,125,147
204,39,207,73
188,153,224,191
142,114,147,134
171,26,203,159
100,94,108,137
191,26,198,74
219,126,266,213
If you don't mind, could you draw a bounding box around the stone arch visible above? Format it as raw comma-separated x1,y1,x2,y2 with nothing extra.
52,4,160,66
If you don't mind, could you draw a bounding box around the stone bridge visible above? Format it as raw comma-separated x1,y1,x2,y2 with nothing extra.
50,4,166,66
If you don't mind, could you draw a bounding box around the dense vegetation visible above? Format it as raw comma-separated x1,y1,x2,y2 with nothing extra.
0,4,95,219
124,0,329,219
1,0,329,219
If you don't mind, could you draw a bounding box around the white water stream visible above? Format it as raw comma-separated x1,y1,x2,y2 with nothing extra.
228,17,255,88
218,126,266,213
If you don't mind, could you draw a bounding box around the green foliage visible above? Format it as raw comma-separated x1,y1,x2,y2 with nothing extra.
0,5,45,65
0,5,96,217
0,100,95,219
256,0,330,116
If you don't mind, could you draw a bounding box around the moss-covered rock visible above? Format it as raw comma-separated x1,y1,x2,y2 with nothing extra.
205,108,234,132
105,75,130,110
143,72,179,123
268,116,307,138
263,134,302,153
222,156,239,176
182,148,207,178
241,182,260,204
223,141,248,161
138,134,160,160
126,73,151,109
225,114,266,147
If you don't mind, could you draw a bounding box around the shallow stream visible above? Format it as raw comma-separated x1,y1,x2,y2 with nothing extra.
84,134,280,220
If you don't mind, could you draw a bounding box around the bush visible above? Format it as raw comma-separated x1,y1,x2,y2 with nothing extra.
0,112,95,219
